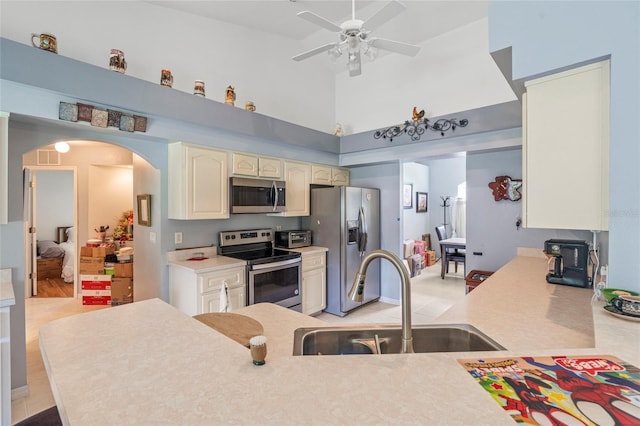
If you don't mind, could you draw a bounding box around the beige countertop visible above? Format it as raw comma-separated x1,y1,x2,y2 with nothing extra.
39,256,639,425
166,246,246,273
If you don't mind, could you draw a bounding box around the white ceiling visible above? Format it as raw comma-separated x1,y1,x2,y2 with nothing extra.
146,1,489,46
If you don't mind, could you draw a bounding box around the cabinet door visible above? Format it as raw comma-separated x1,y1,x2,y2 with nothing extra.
311,165,332,185
258,157,282,179
279,161,310,217
302,267,326,315
169,143,229,220
331,168,350,186
201,286,246,313
232,153,258,176
523,61,609,230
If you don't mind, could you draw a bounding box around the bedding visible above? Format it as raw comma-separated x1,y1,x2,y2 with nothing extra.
36,226,75,283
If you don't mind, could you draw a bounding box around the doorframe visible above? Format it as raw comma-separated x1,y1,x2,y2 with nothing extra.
23,165,78,298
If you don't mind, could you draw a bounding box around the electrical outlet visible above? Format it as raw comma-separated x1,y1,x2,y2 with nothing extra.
276,225,282,231
175,232,183,244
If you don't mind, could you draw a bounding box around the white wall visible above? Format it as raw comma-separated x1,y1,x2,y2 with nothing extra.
88,165,132,240
336,18,517,134
34,170,73,241
402,162,430,243
0,1,336,133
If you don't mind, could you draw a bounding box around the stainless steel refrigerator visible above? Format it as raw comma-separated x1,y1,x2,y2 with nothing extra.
305,186,380,316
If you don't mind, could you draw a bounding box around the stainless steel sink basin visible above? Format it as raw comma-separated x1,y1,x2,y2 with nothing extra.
292,324,505,355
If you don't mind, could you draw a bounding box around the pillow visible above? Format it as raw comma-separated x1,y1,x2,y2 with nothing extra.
65,227,75,242
38,240,65,258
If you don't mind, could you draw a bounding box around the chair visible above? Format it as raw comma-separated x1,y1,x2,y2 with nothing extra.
435,225,465,274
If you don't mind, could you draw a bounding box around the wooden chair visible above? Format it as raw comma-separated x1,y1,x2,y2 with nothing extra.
435,225,465,274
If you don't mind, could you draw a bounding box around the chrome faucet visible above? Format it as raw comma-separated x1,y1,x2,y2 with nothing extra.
348,249,414,353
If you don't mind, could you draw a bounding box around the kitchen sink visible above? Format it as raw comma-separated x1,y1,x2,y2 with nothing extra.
292,324,505,355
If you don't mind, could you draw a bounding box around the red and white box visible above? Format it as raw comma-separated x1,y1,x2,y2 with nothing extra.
81,275,112,305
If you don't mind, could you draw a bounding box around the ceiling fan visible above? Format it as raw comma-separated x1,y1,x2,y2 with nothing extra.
292,0,421,77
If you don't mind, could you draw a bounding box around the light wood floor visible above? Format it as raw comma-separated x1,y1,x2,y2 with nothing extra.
33,278,74,298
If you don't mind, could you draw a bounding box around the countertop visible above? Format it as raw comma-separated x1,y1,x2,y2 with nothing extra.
166,246,246,273
40,256,640,425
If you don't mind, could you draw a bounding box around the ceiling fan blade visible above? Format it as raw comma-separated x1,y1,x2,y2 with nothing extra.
363,0,406,31
296,11,342,32
369,38,420,56
292,43,337,62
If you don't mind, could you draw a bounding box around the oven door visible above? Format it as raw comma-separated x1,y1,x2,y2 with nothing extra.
248,258,301,311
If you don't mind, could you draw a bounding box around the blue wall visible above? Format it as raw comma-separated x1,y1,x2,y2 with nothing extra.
489,1,640,291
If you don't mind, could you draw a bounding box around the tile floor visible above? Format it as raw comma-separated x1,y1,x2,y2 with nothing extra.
11,262,466,425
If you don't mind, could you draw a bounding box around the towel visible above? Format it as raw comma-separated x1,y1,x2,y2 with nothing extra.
219,282,231,312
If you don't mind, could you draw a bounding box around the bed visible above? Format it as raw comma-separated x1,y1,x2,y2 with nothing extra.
37,226,75,282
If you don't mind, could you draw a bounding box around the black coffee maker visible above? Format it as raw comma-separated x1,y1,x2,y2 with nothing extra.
544,239,590,287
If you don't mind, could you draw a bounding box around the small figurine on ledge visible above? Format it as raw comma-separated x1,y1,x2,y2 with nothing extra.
225,85,236,106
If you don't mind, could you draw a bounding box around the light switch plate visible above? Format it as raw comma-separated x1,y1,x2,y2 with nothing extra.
149,231,156,243
175,232,183,244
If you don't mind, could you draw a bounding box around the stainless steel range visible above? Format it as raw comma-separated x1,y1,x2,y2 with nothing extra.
218,229,302,312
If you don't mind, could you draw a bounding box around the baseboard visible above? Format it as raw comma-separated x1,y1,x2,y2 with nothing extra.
11,384,29,400
378,296,399,305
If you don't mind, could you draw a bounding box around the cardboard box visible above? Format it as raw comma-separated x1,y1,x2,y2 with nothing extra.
80,274,111,290
408,254,423,277
403,240,415,258
424,250,436,266
413,240,425,255
114,262,133,278
111,277,133,305
82,296,111,305
81,275,111,305
80,246,93,257
92,246,115,258
79,257,105,275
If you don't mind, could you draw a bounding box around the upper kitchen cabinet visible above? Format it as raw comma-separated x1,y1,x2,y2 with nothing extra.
271,160,311,217
231,153,282,179
168,142,229,220
522,60,609,231
311,165,350,186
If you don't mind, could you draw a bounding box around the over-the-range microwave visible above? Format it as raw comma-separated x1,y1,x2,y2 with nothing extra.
230,177,286,213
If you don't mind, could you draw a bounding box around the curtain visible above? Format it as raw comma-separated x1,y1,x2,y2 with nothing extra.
451,197,466,238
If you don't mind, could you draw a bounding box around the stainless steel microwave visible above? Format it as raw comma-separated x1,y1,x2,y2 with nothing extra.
230,177,286,213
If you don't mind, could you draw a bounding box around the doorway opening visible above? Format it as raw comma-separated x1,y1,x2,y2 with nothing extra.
23,140,136,299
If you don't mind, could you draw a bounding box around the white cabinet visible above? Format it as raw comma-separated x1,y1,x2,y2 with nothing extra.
311,165,350,186
301,250,327,316
168,142,229,220
169,265,246,316
331,168,350,186
270,160,311,217
232,153,282,179
523,60,609,231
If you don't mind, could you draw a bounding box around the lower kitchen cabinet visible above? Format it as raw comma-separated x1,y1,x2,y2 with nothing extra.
169,265,246,316
301,250,327,316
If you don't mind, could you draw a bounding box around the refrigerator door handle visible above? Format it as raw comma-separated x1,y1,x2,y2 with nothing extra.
358,207,368,254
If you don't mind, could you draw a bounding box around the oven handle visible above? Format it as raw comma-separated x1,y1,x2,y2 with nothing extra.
250,257,301,270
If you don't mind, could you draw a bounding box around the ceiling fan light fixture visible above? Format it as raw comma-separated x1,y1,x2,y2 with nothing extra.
328,46,342,60
363,44,378,61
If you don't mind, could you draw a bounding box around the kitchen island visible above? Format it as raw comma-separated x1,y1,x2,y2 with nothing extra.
39,255,639,425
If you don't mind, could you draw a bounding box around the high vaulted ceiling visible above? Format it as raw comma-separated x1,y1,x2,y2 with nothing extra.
147,1,489,46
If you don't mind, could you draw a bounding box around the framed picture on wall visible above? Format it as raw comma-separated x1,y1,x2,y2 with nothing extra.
416,192,428,213
403,184,413,209
137,194,151,226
